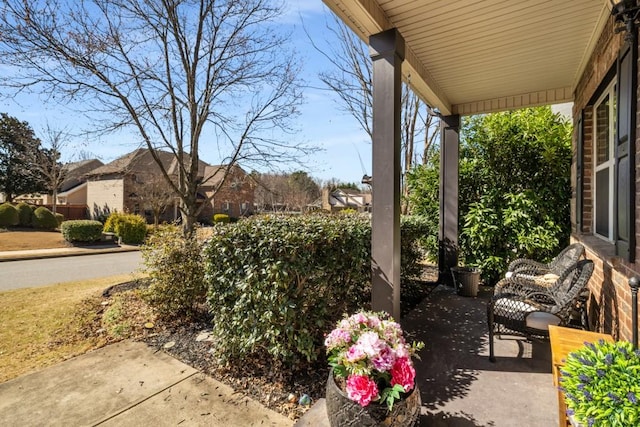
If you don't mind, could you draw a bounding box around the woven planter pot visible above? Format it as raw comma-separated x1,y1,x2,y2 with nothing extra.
325,370,420,427
451,266,480,297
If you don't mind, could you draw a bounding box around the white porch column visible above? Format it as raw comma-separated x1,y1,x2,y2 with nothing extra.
369,28,405,320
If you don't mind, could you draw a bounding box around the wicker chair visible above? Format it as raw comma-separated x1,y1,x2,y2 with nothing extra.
487,259,594,362
505,242,585,279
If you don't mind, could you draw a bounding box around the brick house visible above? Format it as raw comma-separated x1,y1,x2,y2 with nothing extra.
15,158,103,207
86,148,253,223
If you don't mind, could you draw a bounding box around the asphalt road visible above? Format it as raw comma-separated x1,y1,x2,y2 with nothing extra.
0,252,143,291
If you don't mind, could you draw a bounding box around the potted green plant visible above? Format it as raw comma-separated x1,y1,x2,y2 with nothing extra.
324,311,424,426
559,339,640,427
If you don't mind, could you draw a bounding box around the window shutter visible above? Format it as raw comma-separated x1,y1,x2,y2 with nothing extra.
576,112,583,233
615,41,637,262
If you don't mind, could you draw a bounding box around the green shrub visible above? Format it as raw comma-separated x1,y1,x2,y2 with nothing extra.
103,212,147,244
142,228,206,321
15,203,33,227
54,212,64,227
31,206,58,229
204,213,434,368
400,215,432,279
0,203,19,227
213,213,230,223
60,220,103,242
204,214,372,367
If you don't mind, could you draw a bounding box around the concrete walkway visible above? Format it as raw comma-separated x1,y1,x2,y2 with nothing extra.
0,243,140,262
0,340,293,427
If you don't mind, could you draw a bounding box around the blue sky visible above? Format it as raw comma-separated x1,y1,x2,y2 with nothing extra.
0,1,372,186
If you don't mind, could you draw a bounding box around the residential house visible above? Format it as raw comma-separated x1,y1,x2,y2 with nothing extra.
13,158,103,219
324,0,639,344
85,148,253,223
320,187,372,213
203,164,254,218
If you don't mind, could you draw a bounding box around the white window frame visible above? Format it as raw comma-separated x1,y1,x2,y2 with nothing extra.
593,81,616,241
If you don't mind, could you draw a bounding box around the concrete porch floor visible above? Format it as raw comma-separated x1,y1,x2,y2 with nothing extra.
297,284,558,427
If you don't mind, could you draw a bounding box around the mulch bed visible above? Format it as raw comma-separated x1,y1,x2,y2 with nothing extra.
130,265,440,420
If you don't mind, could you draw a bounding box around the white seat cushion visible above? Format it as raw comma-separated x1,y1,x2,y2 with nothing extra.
525,312,561,330
494,299,537,317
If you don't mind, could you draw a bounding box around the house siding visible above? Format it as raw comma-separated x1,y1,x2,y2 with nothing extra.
87,179,125,219
572,16,638,342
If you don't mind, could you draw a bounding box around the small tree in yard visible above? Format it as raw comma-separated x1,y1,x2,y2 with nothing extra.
0,113,46,201
136,175,176,228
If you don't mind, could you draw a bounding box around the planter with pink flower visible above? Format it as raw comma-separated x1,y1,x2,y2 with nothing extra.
324,311,424,426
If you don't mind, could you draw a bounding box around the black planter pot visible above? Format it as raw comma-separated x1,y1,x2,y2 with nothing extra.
325,370,421,427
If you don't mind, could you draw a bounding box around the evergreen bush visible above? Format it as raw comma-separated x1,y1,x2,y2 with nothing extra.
54,212,64,227
103,212,147,244
15,202,33,227
204,214,372,367
60,220,103,242
213,213,230,223
0,203,19,227
31,206,58,229
142,227,206,320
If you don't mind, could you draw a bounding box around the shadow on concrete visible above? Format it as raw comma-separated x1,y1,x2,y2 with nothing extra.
403,284,556,426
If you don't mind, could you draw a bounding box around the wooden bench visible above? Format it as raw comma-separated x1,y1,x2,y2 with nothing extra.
549,325,613,427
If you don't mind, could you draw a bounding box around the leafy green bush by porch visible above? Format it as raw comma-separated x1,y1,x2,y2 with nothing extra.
0,203,19,227
204,214,372,367
141,227,206,321
103,212,147,244
54,212,64,227
60,220,103,242
15,202,33,227
31,206,58,229
407,106,572,284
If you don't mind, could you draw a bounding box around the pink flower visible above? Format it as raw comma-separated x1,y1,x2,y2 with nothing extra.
391,357,416,392
395,343,409,359
345,344,366,362
357,331,384,357
324,328,351,349
371,344,396,371
346,374,379,406
367,315,382,328
350,312,369,325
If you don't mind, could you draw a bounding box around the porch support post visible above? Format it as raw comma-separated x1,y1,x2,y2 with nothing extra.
438,114,460,285
369,28,404,320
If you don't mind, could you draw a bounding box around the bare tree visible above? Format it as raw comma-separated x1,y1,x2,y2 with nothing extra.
0,0,307,233
28,124,70,214
307,15,439,213
252,171,319,212
136,175,176,228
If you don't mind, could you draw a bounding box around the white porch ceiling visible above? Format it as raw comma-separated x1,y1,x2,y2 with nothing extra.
322,0,612,116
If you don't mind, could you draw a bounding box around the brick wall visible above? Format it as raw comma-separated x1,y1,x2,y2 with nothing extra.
572,15,639,343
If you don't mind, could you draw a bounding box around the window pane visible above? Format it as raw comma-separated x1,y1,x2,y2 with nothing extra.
596,169,609,237
596,95,610,165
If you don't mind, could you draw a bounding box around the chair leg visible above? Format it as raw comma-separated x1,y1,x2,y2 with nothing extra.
488,305,496,362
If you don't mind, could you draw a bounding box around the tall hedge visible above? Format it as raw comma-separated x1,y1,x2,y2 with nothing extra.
31,206,58,229
204,214,371,367
15,202,33,227
0,203,18,227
